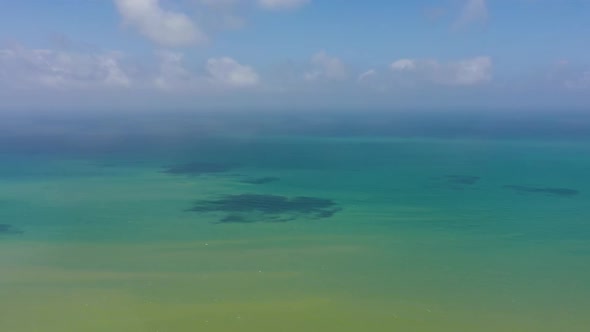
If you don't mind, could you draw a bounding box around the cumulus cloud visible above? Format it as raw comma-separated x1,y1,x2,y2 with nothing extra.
391,59,417,71
154,50,194,90
547,61,590,90
390,56,493,86
0,46,131,89
304,51,348,81
206,57,260,87
114,0,207,47
257,0,310,11
358,69,376,82
113,0,312,45
0,45,259,93
153,52,259,90
455,0,488,28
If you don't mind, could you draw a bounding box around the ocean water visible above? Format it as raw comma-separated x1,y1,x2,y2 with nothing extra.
1,116,590,331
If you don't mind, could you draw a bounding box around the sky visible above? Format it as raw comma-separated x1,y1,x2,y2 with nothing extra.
0,0,589,112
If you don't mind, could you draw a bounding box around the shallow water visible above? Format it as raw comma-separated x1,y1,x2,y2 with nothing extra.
1,136,590,331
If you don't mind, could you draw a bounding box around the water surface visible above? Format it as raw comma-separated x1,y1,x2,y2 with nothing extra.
1,130,589,331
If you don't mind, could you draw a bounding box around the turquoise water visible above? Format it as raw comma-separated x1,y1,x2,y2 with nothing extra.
1,135,590,331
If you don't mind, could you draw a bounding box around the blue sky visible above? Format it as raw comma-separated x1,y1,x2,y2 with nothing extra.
0,0,589,111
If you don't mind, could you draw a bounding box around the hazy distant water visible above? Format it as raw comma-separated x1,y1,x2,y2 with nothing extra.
1,116,590,331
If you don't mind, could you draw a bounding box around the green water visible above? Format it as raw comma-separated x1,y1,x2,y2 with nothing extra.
1,137,590,331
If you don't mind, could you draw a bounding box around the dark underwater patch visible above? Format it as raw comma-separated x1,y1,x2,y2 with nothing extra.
503,185,580,197
0,224,23,235
162,162,236,175
189,194,341,223
219,214,253,223
239,177,280,185
429,175,481,191
446,175,481,185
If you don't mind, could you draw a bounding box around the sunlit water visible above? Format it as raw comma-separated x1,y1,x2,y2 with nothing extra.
1,133,590,331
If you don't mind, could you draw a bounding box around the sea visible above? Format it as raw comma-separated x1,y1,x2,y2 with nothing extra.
1,110,589,331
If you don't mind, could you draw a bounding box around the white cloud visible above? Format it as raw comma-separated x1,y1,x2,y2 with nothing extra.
113,0,313,46
305,51,348,81
154,52,259,90
206,57,260,87
114,0,207,47
101,56,132,87
548,61,590,90
257,0,310,10
446,56,492,85
154,50,194,90
358,69,376,82
391,59,417,71
455,0,488,28
0,46,131,89
390,56,493,86
0,45,259,92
